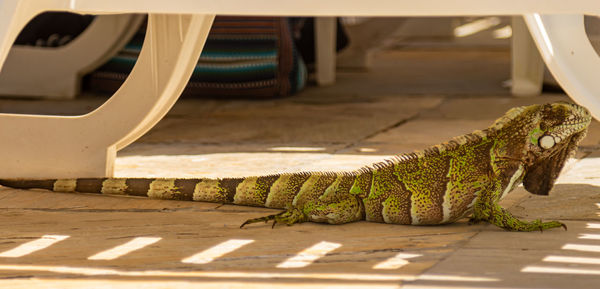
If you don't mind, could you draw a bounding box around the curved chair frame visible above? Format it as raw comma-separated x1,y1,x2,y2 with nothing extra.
0,14,144,99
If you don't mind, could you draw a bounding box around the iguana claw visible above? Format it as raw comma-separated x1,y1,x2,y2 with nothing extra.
240,208,306,229
239,211,283,228
468,217,483,226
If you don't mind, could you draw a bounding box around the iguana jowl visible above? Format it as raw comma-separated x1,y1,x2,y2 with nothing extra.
0,102,592,231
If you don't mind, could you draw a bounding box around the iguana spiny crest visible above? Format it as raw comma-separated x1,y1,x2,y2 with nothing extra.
0,102,592,231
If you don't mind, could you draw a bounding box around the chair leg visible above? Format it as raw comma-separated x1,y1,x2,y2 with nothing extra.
511,16,544,97
524,14,600,120
0,14,215,178
315,17,337,86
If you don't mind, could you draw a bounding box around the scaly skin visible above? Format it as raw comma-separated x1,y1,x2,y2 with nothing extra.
0,102,592,231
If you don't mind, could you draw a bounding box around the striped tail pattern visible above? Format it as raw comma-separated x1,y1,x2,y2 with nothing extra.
0,171,373,227
0,141,487,228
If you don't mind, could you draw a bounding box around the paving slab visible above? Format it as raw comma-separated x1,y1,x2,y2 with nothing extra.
132,96,442,149
418,94,569,120
403,217,600,289
326,50,511,97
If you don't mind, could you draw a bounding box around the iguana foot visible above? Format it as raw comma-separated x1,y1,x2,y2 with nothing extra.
506,219,567,232
240,208,306,228
468,217,484,226
474,202,567,232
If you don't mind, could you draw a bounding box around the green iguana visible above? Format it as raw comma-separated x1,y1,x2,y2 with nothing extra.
0,102,592,231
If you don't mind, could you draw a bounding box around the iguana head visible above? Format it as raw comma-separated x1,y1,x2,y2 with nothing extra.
492,102,592,195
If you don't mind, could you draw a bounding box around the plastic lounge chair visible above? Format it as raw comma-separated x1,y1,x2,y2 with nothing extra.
0,14,144,99
511,16,600,96
0,0,599,179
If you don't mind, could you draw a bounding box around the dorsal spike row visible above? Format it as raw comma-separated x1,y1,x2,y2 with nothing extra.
363,129,493,172
356,167,373,175
490,106,527,131
204,128,493,180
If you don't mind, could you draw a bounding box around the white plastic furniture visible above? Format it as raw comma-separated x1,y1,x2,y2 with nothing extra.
0,14,144,99
0,0,599,179
524,14,600,114
315,17,337,85
511,16,545,96
512,16,600,97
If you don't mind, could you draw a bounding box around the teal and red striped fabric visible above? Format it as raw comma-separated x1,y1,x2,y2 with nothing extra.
88,16,306,98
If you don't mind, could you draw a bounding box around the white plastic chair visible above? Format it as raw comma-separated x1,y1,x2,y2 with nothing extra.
511,16,600,97
0,0,599,178
0,14,144,99
511,16,545,97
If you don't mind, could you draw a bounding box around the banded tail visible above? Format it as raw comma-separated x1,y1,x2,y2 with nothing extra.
0,170,372,227
0,172,350,210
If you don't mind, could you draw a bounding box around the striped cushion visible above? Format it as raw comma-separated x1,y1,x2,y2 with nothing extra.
88,16,306,98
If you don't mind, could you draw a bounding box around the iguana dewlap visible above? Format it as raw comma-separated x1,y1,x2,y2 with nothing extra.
0,102,592,231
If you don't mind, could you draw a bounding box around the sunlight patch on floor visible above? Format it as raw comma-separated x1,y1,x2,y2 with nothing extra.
269,147,326,152
543,255,600,265
372,253,421,270
115,153,389,178
561,243,600,253
276,241,342,268
0,278,402,289
182,239,254,264
521,199,600,275
492,25,512,39
0,264,500,282
88,237,162,261
454,17,501,37
522,266,600,275
0,235,69,258
578,234,600,240
555,158,600,187
586,223,600,229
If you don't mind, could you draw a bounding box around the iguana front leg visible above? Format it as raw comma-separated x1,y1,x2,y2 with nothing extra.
472,201,566,232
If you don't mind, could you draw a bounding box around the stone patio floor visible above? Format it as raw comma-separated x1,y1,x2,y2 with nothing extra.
1,48,600,288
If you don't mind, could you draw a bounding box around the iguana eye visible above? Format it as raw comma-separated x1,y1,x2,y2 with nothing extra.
539,135,555,149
